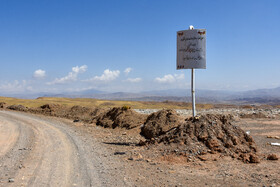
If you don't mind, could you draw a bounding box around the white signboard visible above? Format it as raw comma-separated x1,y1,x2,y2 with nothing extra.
177,29,206,69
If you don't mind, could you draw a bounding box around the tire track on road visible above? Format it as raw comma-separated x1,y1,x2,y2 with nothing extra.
0,111,97,187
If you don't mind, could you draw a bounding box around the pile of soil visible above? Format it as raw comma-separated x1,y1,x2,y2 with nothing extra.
141,113,259,163
140,109,185,139
68,105,91,115
240,112,268,119
38,104,67,116
7,105,28,111
90,108,109,123
24,104,97,123
96,107,148,129
65,105,93,122
0,102,6,108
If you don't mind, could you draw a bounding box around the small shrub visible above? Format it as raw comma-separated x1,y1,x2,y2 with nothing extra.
122,105,131,110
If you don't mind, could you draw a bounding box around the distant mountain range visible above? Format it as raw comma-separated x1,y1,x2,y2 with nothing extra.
2,87,280,105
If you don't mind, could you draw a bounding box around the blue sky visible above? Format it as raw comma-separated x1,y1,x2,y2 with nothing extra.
0,0,279,94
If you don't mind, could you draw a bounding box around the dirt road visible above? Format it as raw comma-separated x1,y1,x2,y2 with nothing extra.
1,110,280,187
0,111,133,187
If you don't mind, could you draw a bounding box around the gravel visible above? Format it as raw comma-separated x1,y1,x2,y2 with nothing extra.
134,108,280,118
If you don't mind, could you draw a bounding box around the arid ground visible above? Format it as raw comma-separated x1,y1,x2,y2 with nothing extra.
0,97,279,187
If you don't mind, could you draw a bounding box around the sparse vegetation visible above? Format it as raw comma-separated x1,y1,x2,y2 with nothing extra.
122,105,131,110
0,96,214,109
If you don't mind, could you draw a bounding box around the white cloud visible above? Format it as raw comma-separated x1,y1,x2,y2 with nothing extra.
155,73,185,83
155,74,175,83
72,65,87,73
85,69,120,82
124,67,132,75
33,69,46,79
0,80,28,92
125,78,142,83
47,65,87,85
174,73,185,80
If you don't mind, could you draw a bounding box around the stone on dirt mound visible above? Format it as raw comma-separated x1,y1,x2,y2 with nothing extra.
7,105,27,111
267,154,278,160
140,109,185,139
0,102,6,108
142,114,259,163
96,107,147,129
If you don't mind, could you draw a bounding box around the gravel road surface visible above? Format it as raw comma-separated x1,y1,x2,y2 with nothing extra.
0,111,132,187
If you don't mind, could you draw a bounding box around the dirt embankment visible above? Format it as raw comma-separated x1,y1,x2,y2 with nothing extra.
96,107,147,129
3,104,148,130
26,104,104,124
3,104,277,163
6,105,28,111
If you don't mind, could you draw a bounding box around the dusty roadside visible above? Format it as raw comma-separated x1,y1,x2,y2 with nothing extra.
0,110,280,186
81,116,280,187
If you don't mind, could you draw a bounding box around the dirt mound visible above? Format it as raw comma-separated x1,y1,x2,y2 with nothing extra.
90,108,109,123
96,107,147,129
40,103,62,110
141,114,259,163
28,104,99,123
7,105,28,111
140,109,185,139
27,104,69,117
69,105,90,114
66,105,91,121
90,107,108,117
0,102,6,108
38,104,66,116
65,105,103,123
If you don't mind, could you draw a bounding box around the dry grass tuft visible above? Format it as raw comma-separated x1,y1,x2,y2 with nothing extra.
0,96,214,109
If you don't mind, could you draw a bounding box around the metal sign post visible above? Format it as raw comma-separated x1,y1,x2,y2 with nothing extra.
191,68,196,117
176,25,206,117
